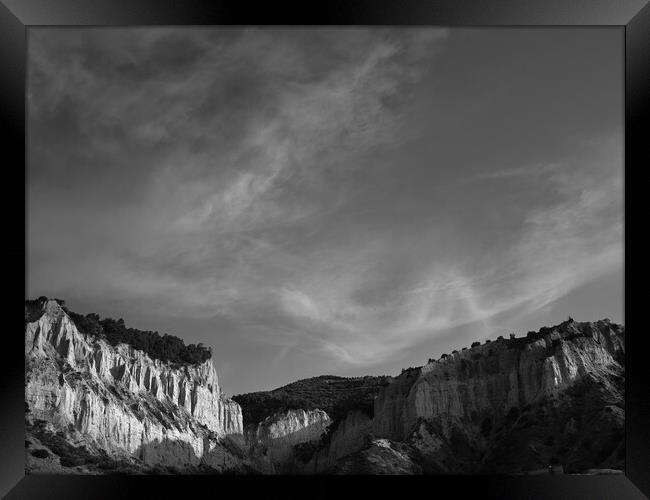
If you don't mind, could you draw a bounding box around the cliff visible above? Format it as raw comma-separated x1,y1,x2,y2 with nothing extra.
306,319,625,474
374,319,623,440
25,300,245,473
244,408,331,472
305,410,373,473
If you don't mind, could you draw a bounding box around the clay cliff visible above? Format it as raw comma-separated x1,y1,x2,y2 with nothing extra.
305,319,625,474
374,318,624,442
25,300,246,473
244,409,332,472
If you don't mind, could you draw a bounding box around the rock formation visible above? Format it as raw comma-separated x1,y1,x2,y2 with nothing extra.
374,319,624,441
307,319,625,474
244,408,331,472
25,300,245,473
305,410,373,472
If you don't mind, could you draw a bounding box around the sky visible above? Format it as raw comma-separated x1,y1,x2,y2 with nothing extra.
27,28,623,395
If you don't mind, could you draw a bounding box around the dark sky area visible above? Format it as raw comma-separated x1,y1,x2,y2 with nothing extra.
27,28,623,395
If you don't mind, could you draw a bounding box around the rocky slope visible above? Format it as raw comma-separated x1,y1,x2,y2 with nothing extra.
25,300,247,473
304,318,625,474
304,410,373,472
244,408,332,473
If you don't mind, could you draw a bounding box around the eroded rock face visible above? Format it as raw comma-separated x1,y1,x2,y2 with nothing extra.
245,408,331,472
25,300,244,471
301,320,625,474
373,320,625,444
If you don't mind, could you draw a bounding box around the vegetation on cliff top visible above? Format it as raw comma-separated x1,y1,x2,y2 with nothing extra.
232,375,391,426
25,297,211,366
430,317,622,362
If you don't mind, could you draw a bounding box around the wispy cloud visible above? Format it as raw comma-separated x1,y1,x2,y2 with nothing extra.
260,132,623,366
28,28,449,314
459,162,563,184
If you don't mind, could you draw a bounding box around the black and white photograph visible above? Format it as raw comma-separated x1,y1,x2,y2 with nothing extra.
24,26,625,476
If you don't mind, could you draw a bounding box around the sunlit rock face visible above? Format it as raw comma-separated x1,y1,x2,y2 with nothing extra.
245,408,331,472
372,320,625,444
25,300,244,470
303,320,625,474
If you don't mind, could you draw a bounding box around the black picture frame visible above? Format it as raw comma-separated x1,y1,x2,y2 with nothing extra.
2,0,648,498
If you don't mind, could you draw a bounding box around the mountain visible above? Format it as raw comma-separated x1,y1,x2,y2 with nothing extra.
24,299,625,475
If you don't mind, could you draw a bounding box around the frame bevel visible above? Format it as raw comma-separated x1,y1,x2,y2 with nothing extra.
2,1,648,498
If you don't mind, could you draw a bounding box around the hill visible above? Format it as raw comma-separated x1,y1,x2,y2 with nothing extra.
232,374,391,426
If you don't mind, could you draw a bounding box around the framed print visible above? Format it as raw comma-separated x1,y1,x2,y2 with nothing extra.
1,0,648,498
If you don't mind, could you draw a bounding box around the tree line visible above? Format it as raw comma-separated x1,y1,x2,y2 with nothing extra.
25,297,211,365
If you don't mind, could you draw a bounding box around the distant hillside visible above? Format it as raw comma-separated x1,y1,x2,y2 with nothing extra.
25,297,211,365
232,375,391,426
